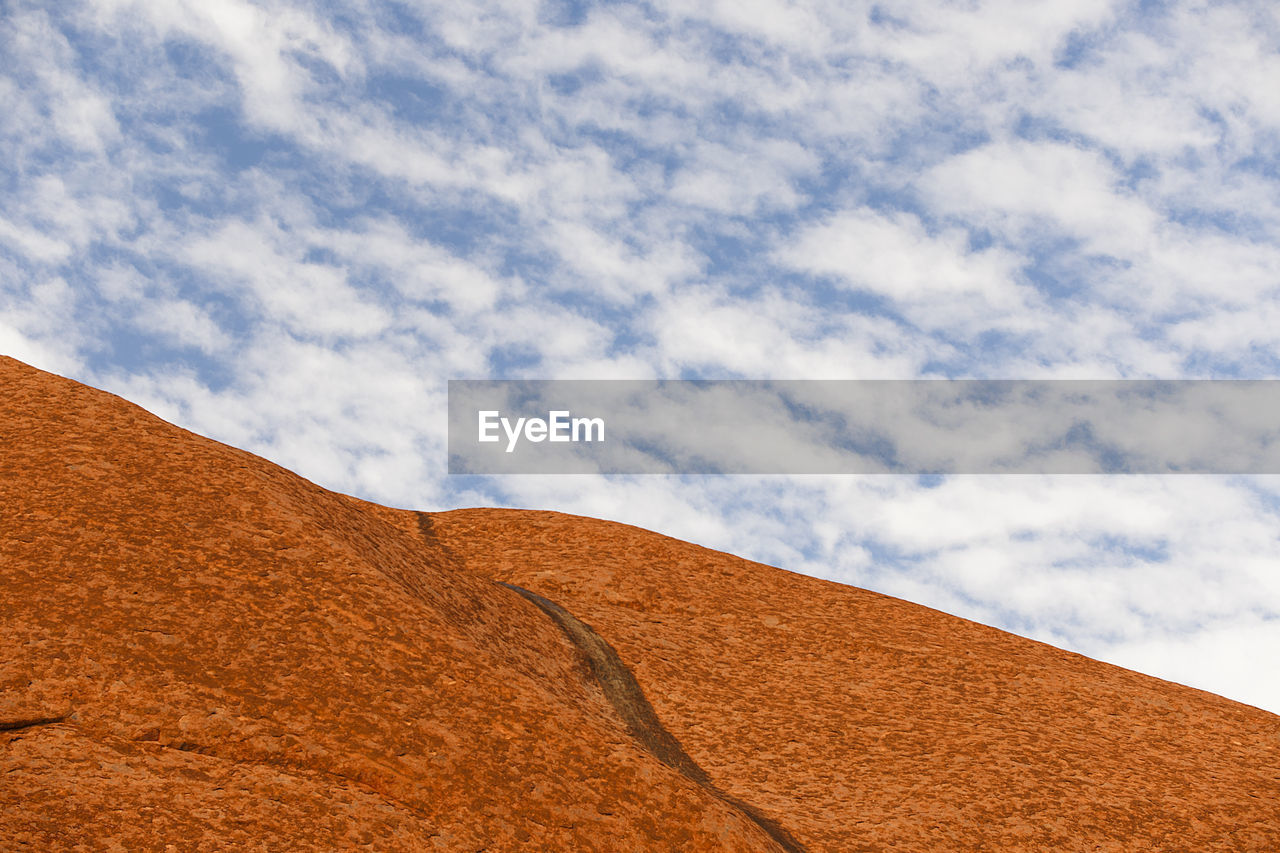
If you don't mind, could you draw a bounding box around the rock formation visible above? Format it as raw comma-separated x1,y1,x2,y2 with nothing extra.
3,355,1277,850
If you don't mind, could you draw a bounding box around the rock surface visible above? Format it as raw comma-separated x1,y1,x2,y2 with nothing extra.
2,354,1278,851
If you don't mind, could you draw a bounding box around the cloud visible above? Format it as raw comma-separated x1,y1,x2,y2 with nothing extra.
0,316,81,376
182,218,391,340
668,138,818,214
922,141,1157,255
1107,613,1280,714
867,0,1117,77
645,285,931,378
775,207,1031,324
317,217,510,314
3,10,122,155
92,0,359,135
0,217,74,264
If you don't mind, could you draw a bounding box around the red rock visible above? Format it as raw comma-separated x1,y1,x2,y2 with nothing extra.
2,355,1278,851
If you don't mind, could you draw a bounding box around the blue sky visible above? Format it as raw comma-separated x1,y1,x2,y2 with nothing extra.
3,0,1280,712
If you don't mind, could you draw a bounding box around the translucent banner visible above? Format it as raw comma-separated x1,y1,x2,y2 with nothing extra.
447,380,1280,474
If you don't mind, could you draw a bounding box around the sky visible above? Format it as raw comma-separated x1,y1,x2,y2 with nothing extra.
3,0,1280,713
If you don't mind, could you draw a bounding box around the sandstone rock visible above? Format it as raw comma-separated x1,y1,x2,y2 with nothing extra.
2,355,1278,851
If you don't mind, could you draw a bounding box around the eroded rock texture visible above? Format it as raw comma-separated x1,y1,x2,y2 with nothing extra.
2,355,1278,851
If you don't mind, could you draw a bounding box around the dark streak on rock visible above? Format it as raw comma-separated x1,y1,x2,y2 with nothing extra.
0,715,67,732
496,581,710,783
496,581,808,853
415,512,460,566
415,510,806,852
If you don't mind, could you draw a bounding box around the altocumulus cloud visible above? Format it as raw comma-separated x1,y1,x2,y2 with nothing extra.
2,0,1280,712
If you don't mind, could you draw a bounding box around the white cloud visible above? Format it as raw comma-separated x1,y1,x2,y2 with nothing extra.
5,10,121,155
646,285,932,378
0,217,73,264
698,0,831,51
0,276,84,375
93,0,360,137
1106,614,1280,714
0,319,81,376
669,139,818,214
183,218,391,340
922,140,1159,257
836,475,1280,649
1037,38,1220,157
133,298,233,354
778,207,1026,304
545,220,698,302
868,0,1118,79
318,218,510,314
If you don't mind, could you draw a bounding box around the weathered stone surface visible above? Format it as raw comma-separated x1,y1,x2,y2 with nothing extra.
432,510,1280,851
0,357,774,851
3,354,1278,851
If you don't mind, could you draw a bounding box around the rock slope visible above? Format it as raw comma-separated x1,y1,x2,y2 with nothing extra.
2,355,1278,851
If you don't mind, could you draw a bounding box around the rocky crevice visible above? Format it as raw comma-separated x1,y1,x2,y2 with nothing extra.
495,581,807,853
